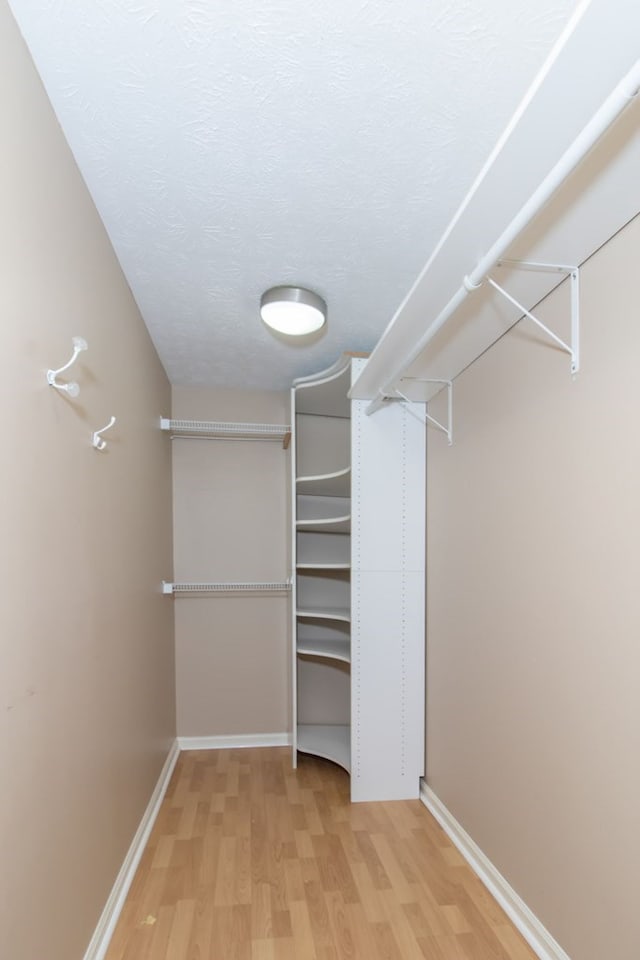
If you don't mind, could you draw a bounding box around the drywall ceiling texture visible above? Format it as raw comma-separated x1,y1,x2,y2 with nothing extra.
9,0,579,389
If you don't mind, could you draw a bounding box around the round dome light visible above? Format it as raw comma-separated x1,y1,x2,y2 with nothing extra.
260,286,326,336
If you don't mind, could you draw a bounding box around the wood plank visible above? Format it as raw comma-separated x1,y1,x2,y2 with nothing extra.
104,749,540,960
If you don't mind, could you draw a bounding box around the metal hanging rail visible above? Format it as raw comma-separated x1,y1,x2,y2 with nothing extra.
160,418,291,447
363,58,640,418
162,580,291,595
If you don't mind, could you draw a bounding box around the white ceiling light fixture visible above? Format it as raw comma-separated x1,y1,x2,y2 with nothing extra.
260,286,326,336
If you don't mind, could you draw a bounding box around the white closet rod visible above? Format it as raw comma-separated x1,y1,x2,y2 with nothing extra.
366,58,640,414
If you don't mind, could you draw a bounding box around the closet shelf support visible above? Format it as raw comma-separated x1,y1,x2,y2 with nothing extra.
487,260,580,375
364,392,392,417
366,380,453,444
395,379,453,446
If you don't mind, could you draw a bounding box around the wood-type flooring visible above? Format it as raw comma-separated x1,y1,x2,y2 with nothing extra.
105,747,538,960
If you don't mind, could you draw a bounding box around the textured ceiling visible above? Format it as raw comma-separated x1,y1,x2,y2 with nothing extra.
9,0,579,389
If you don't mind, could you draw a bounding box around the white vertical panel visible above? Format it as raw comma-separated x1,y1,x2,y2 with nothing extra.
352,399,426,573
351,571,425,801
351,358,426,801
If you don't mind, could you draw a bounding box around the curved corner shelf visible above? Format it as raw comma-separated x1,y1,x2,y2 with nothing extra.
296,515,350,534
296,606,351,624
296,466,351,498
293,355,352,418
297,724,350,773
297,639,350,664
292,355,357,785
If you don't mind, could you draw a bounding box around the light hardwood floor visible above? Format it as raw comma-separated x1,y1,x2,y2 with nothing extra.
105,748,538,959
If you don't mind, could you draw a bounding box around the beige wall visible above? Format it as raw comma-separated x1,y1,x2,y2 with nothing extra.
0,5,175,959
172,387,291,737
426,213,640,960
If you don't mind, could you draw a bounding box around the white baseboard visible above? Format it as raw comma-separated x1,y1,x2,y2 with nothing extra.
178,731,291,751
83,739,180,960
420,782,571,960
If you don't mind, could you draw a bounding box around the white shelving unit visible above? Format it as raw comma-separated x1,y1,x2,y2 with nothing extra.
162,415,291,592
297,639,351,663
291,354,426,802
162,581,290,595
296,516,351,535
296,606,351,623
350,51,640,411
160,417,290,446
296,466,351,498
297,724,350,774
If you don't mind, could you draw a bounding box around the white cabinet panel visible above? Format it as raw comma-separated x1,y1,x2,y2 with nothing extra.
292,355,425,801
351,570,425,801
352,393,426,575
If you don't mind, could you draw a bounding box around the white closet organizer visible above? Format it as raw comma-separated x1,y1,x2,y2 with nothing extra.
291,354,426,802
160,417,290,446
161,415,290,594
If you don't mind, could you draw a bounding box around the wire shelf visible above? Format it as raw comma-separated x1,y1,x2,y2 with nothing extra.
163,581,291,595
161,418,291,443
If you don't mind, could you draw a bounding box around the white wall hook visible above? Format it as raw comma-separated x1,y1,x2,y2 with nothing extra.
92,416,116,451
47,336,87,397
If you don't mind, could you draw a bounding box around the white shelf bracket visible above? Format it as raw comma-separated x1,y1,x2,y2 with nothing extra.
490,260,580,375
364,392,392,417
394,379,453,446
